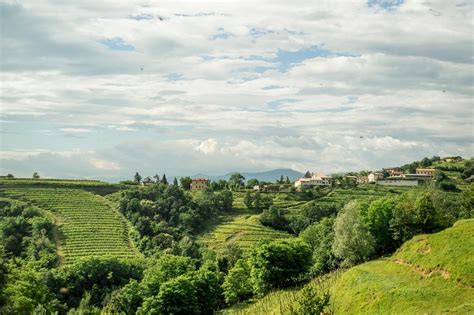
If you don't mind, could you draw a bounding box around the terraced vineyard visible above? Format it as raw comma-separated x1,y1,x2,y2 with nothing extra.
0,187,138,264
197,214,292,251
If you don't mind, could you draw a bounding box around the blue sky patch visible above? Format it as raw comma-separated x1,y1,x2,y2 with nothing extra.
99,37,135,51
273,46,355,72
267,98,300,109
129,14,154,20
368,0,404,11
166,73,185,81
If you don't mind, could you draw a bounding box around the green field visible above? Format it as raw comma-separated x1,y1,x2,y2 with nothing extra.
0,187,138,264
332,219,474,314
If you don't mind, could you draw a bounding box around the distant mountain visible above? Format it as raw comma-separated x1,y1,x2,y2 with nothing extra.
191,168,304,182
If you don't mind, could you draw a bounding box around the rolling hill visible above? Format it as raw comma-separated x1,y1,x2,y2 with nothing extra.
222,219,474,314
332,219,474,314
0,182,138,264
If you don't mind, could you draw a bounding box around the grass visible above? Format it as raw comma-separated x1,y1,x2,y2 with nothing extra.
0,187,139,264
331,219,474,314
222,219,474,314
221,273,340,315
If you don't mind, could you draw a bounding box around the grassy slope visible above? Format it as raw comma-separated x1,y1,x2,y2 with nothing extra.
332,219,474,314
222,219,474,314
0,187,138,264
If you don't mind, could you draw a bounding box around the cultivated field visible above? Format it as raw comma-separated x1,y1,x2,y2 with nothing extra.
0,187,138,264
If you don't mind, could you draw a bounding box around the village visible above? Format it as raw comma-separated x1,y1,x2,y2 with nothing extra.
186,156,465,192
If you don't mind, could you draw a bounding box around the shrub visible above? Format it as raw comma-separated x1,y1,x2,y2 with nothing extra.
222,259,253,304
248,239,312,296
300,217,339,275
332,201,375,266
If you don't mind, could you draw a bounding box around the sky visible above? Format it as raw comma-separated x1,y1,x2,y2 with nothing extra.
0,0,473,180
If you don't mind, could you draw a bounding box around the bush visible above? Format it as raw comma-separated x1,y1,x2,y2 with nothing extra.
222,259,253,304
439,181,458,191
332,201,375,267
248,239,312,296
300,217,339,275
259,206,291,232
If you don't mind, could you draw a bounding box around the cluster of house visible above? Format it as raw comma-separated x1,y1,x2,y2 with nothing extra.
368,167,436,187
292,167,438,190
294,172,333,190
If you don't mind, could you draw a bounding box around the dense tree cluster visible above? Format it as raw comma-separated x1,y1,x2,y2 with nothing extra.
119,183,233,256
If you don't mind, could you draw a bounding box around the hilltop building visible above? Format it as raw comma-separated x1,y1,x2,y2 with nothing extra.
368,172,384,183
191,178,210,190
442,156,462,162
294,172,332,190
383,167,404,176
377,176,418,187
416,168,436,177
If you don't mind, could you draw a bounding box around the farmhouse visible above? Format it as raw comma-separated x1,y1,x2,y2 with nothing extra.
384,167,404,176
190,178,210,190
377,176,418,187
294,172,332,190
416,168,436,177
357,176,369,184
442,156,462,162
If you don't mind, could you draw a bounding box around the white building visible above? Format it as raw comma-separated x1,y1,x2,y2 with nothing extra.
377,176,418,187
294,172,332,190
368,172,384,183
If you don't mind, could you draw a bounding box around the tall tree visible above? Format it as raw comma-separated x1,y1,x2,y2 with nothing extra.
304,171,312,178
180,177,192,190
332,201,375,266
161,174,168,185
229,173,245,190
173,177,178,186
134,172,142,183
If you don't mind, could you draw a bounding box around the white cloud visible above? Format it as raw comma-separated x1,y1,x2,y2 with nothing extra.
90,159,121,171
0,0,472,178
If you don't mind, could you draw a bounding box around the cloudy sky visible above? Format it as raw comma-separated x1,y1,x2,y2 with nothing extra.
0,0,473,180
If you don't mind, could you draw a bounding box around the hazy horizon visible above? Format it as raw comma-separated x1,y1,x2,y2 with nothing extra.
1,0,473,179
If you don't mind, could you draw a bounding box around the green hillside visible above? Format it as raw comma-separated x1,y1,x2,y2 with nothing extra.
222,219,474,314
332,219,474,314
0,187,138,264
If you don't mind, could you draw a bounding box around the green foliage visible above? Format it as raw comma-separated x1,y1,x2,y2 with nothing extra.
50,256,144,309
243,191,273,211
140,254,195,295
248,239,312,296
139,269,223,315
4,267,60,315
222,259,253,304
134,172,142,183
332,201,375,266
332,219,474,314
287,283,330,315
179,176,192,190
364,196,397,253
229,173,245,190
259,206,290,232
217,241,243,273
246,178,259,189
300,217,339,275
